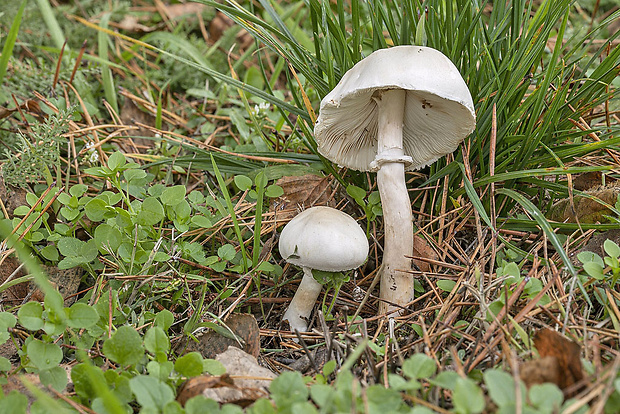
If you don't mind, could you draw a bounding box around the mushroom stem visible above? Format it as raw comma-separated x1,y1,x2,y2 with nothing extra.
374,89,414,315
283,267,323,333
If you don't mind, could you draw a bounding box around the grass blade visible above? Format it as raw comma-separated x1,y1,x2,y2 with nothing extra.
98,13,118,115
0,0,27,85
210,155,249,273
34,0,66,49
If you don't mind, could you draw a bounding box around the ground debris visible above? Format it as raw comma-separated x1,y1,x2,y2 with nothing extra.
520,328,584,395
177,346,276,407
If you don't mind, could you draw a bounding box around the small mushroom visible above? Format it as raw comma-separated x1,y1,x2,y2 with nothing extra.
279,206,369,333
314,46,475,315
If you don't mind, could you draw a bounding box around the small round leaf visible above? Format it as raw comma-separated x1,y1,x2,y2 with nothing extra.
18,302,44,331
103,326,145,366
174,352,203,377
160,185,187,206
27,340,63,370
67,303,99,329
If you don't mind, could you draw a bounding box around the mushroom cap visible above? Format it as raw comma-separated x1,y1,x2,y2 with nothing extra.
279,206,369,272
314,45,476,171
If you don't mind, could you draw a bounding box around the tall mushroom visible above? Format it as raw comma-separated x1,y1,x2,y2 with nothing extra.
279,206,369,333
314,46,475,315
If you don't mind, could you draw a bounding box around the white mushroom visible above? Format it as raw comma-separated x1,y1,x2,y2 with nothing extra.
314,46,476,315
279,206,369,333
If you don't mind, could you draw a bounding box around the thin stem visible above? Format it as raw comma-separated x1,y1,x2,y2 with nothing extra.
374,89,414,315
283,267,323,333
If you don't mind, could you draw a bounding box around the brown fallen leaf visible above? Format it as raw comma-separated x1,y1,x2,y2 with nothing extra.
37,265,83,306
2,364,72,402
178,314,260,359
0,174,29,217
119,98,158,151
209,11,233,42
572,171,609,191
273,174,332,221
412,235,438,273
520,356,561,389
520,328,584,395
548,185,620,223
164,3,207,20
177,374,236,406
0,340,19,364
0,100,41,121
115,15,154,33
208,11,253,49
177,346,276,408
0,256,30,304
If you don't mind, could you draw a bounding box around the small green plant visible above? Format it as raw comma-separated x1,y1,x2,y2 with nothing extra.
0,288,227,413
486,257,552,321
578,239,620,288
1,107,71,187
577,239,620,334
346,184,382,235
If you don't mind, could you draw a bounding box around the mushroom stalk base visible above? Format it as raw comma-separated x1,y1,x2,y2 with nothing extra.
283,267,323,333
374,89,414,316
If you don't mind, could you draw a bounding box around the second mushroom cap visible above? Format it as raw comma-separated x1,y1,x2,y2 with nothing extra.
278,206,369,272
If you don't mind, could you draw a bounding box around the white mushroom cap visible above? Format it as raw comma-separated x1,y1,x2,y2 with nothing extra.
279,206,369,272
314,46,476,171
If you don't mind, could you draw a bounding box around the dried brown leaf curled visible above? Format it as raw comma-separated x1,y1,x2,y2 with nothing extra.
177,347,276,408
273,174,331,221
548,185,620,223
520,328,584,396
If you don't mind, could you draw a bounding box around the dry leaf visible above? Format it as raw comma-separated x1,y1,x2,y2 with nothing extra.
273,174,331,221
0,340,19,364
2,373,40,403
572,171,607,191
209,11,234,42
177,374,236,406
2,365,72,402
164,3,207,20
208,11,253,49
119,98,158,151
116,15,154,33
520,356,561,389
412,235,438,273
37,265,83,305
0,175,29,217
0,256,30,304
177,347,276,407
520,328,584,395
548,185,620,223
0,100,41,121
178,314,260,359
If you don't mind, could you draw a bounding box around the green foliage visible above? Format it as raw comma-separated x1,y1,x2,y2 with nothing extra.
347,185,383,235
577,239,620,331
0,0,27,85
0,391,28,414
174,352,204,377
578,239,620,287
103,325,145,367
129,375,176,412
1,108,70,187
453,377,485,414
